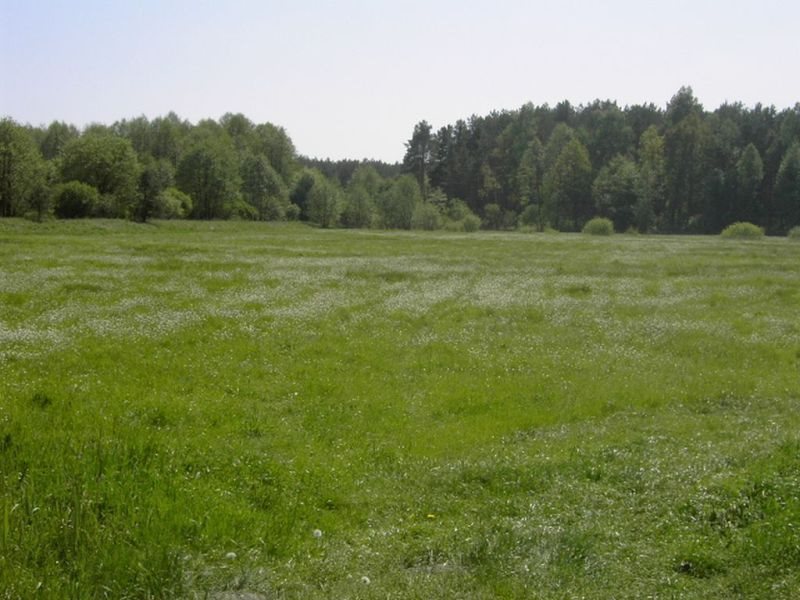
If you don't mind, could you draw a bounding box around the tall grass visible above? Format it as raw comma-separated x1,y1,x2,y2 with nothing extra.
1,219,799,597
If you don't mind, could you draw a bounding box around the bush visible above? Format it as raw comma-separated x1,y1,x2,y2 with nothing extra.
720,222,764,239
54,181,99,218
446,199,471,221
443,200,481,232
285,203,301,221
787,226,800,240
229,198,259,221
155,187,192,219
582,217,614,236
411,203,442,230
462,213,481,232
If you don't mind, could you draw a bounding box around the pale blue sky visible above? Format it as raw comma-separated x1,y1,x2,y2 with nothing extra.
1,0,797,162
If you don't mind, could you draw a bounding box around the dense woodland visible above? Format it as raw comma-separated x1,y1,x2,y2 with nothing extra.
1,87,799,234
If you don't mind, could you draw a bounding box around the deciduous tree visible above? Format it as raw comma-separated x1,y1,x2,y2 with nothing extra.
0,118,47,217
543,138,593,230
378,174,420,229
60,133,140,217
176,127,240,219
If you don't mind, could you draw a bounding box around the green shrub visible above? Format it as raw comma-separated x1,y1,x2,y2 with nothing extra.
720,222,764,239
788,226,800,240
285,203,301,221
229,198,259,221
155,187,192,219
54,181,99,218
443,200,481,232
411,203,442,230
582,217,614,236
446,199,471,221
462,213,481,232
519,204,541,228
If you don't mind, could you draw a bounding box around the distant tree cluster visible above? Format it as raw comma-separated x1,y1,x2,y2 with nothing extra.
2,87,799,234
404,87,800,234
0,111,483,231
0,113,299,222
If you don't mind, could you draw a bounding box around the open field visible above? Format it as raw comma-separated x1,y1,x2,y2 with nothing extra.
1,220,800,598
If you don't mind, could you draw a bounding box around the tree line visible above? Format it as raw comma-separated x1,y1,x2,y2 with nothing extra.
403,87,800,234
1,87,799,234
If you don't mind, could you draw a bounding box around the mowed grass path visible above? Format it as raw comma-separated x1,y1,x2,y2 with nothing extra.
1,220,799,598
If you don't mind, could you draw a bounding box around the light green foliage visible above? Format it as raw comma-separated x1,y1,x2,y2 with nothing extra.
342,165,382,228
148,112,190,166
136,154,175,222
154,187,192,219
635,126,665,232
720,221,765,239
378,174,420,229
461,212,481,232
445,198,470,221
444,198,481,232
220,112,256,156
788,226,800,239
411,202,442,230
0,118,48,218
306,172,342,228
2,222,800,598
581,216,615,235
24,160,57,222
252,123,298,184
240,154,289,220
39,121,79,160
60,132,140,218
176,123,240,219
290,168,317,218
285,202,301,221
341,185,375,228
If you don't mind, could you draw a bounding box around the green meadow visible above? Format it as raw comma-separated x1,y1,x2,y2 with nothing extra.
1,220,800,598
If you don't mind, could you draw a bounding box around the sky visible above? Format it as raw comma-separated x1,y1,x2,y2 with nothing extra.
1,0,798,162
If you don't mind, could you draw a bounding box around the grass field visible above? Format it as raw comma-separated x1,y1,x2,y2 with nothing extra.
1,219,800,598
